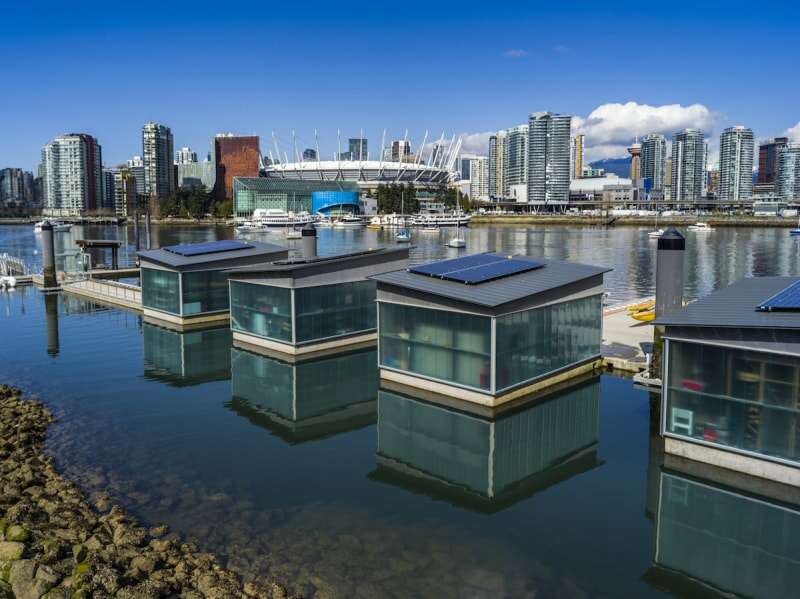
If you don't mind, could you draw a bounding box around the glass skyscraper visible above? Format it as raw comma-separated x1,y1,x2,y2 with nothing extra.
527,112,571,205
142,122,176,199
640,133,667,193
671,129,705,204
488,132,505,199
41,133,103,216
777,145,800,201
503,124,528,195
718,126,754,202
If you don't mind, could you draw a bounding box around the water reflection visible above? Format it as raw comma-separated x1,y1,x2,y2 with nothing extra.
142,322,232,386
44,292,60,356
646,470,800,598
229,346,378,443
372,376,602,512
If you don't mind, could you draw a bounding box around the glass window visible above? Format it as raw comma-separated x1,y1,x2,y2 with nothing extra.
141,267,180,315
379,303,491,390
181,270,230,315
294,280,376,343
665,340,800,465
230,281,292,342
495,295,602,391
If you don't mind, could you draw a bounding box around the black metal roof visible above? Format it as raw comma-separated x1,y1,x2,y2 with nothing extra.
369,254,611,308
228,247,409,277
138,240,287,270
654,277,800,329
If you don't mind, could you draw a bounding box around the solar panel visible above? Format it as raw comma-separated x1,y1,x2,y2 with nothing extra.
409,253,545,285
163,240,254,257
757,280,800,311
409,253,503,277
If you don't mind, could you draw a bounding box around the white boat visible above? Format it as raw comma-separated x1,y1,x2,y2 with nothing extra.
446,216,466,249
688,222,713,232
333,214,366,228
367,216,382,230
34,220,72,232
396,193,412,243
252,208,315,228
0,276,16,289
648,229,665,239
315,218,333,228
412,212,471,227
421,224,440,232
235,220,259,231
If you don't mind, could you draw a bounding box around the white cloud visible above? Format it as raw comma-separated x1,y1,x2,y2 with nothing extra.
787,121,800,143
458,131,493,156
503,49,528,58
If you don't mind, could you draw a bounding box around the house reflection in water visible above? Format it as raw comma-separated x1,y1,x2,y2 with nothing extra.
371,375,602,512
645,467,800,598
142,321,232,386
228,346,378,443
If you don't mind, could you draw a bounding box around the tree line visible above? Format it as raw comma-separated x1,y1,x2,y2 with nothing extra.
156,187,232,219
375,183,472,214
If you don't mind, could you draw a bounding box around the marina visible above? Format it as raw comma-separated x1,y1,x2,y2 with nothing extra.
3,221,800,597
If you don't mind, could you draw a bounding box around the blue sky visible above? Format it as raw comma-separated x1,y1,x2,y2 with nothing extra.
3,1,799,171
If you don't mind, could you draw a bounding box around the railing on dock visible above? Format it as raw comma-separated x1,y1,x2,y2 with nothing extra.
62,278,142,310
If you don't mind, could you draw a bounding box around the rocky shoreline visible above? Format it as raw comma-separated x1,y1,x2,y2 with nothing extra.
0,385,292,599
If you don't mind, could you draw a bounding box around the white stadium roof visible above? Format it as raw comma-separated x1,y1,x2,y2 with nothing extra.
264,160,455,185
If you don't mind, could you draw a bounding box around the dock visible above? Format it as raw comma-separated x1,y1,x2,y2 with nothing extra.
601,299,654,374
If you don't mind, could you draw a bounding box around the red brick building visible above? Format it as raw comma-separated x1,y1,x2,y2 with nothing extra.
213,135,260,201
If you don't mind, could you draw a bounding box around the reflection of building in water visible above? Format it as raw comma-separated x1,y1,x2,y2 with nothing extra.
371,375,601,512
229,347,378,443
143,322,232,386
645,468,800,599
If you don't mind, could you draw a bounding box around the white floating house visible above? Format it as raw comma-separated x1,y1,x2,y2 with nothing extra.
369,252,610,407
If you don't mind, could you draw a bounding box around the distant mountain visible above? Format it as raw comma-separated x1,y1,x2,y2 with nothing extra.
589,157,631,178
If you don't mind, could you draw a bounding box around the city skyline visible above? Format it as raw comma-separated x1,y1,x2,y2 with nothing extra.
2,2,799,172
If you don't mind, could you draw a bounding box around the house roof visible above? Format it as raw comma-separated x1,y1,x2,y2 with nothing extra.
369,253,610,308
138,240,287,270
228,247,409,278
654,277,800,329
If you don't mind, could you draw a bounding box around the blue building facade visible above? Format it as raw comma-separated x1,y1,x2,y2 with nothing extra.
311,191,359,216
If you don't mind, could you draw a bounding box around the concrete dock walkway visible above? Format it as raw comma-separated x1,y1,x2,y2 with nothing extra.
601,300,654,373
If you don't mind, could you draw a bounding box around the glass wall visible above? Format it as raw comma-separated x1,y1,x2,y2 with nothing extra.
495,295,602,391
141,268,180,315
665,340,800,465
181,270,230,315
379,303,491,390
230,281,292,342
295,280,376,343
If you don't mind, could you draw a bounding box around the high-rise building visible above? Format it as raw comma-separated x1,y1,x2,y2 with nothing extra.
126,156,146,197
302,148,317,161
175,147,198,165
488,132,506,199
177,160,216,190
571,134,584,180
718,126,754,202
468,156,489,201
348,138,368,161
503,124,529,195
142,123,175,199
527,112,571,205
460,157,471,180
0,168,29,206
213,134,260,201
706,169,720,195
41,133,103,216
640,134,667,192
627,141,642,185
777,145,800,201
112,169,138,217
391,140,411,162
757,137,789,185
671,129,705,204
102,169,116,211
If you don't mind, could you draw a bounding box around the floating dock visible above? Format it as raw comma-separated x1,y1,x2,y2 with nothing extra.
600,299,654,374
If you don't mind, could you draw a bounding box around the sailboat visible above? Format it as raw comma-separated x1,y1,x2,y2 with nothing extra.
395,192,411,243
446,209,466,248
648,212,664,239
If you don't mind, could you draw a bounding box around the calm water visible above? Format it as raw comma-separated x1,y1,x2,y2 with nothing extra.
2,223,800,598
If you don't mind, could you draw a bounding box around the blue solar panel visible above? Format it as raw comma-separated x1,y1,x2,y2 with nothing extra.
409,253,503,277
164,240,254,257
758,280,800,311
409,253,545,285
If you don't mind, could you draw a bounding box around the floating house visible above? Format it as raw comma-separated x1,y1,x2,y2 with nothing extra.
230,347,378,443
227,247,409,356
138,240,287,329
373,375,601,511
369,252,610,406
655,277,800,486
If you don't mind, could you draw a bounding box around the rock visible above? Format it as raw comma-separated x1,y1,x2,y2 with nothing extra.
130,555,156,574
4,525,29,543
0,542,24,561
0,580,12,599
36,564,60,586
10,559,53,599
71,544,87,564
148,525,168,539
